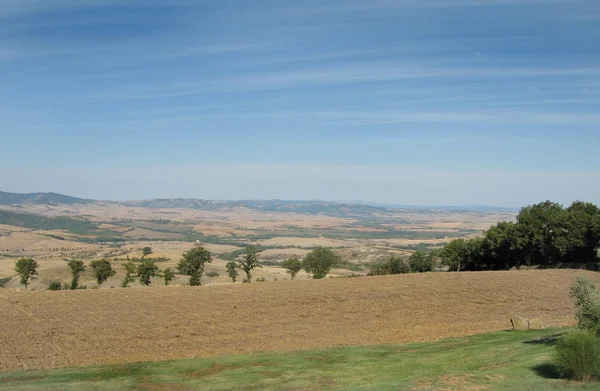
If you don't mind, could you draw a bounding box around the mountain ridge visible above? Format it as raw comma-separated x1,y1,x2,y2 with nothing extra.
0,190,517,213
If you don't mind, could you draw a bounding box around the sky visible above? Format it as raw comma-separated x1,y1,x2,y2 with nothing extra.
0,0,599,206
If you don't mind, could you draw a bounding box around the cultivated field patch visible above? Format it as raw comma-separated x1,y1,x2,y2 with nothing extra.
0,270,595,372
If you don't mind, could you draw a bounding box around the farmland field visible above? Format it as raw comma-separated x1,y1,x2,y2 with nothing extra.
0,269,596,372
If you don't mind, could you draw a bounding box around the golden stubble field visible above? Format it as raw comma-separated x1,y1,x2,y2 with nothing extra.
0,269,595,372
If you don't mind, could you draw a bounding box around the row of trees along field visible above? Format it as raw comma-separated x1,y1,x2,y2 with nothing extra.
439,200,600,271
12,246,343,290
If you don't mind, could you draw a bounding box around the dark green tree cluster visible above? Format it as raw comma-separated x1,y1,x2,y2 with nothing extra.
369,251,436,276
440,200,600,271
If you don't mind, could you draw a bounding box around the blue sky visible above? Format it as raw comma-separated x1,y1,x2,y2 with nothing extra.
1,0,599,206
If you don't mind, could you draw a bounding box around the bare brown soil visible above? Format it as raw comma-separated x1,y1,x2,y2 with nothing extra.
0,270,595,372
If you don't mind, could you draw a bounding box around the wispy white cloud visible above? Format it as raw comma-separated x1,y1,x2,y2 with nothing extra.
77,64,600,101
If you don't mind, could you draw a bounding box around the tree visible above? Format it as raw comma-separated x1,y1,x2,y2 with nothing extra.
481,222,523,270
14,258,38,289
142,247,153,257
67,259,85,290
226,261,239,283
121,261,137,287
238,246,262,283
163,267,175,286
90,259,116,286
517,201,567,266
303,247,340,279
178,246,212,286
564,201,600,263
137,259,159,286
426,251,439,271
409,251,433,273
281,257,302,280
440,239,470,272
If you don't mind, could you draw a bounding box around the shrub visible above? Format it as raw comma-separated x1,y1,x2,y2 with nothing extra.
570,276,600,334
554,331,600,381
48,281,62,291
206,271,220,278
142,247,153,256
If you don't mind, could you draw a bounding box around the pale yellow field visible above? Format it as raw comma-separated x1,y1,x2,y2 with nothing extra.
257,237,361,248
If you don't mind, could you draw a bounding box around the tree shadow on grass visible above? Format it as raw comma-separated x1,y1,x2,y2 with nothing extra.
523,332,567,347
531,364,561,379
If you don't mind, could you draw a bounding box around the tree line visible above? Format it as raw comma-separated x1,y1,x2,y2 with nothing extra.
439,200,600,271
12,245,344,290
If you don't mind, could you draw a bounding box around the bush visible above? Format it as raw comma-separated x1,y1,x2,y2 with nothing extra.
554,331,600,381
48,281,62,291
570,276,600,334
206,271,220,278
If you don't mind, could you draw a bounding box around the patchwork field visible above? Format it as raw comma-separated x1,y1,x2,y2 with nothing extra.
0,269,595,372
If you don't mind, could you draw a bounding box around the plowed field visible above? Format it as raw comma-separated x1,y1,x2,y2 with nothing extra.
1,270,597,372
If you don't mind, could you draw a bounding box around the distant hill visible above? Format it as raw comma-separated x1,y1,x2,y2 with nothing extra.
0,190,516,216
122,199,394,218
0,191,91,205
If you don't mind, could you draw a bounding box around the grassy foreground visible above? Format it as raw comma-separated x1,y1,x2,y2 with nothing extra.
0,329,596,391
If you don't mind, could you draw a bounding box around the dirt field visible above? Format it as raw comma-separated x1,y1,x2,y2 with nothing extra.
0,269,595,372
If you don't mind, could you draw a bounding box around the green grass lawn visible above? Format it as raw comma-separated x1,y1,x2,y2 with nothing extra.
0,328,597,391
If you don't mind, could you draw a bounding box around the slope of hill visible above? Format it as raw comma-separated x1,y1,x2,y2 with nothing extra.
0,191,91,205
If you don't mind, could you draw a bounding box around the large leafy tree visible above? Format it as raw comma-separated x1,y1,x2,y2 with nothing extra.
303,247,340,279
178,247,212,286
14,258,38,290
90,259,116,286
482,222,523,270
563,201,600,263
517,201,567,266
67,259,86,290
440,239,470,272
238,246,262,283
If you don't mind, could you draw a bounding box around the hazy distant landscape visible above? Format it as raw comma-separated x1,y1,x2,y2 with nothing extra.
0,190,514,290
